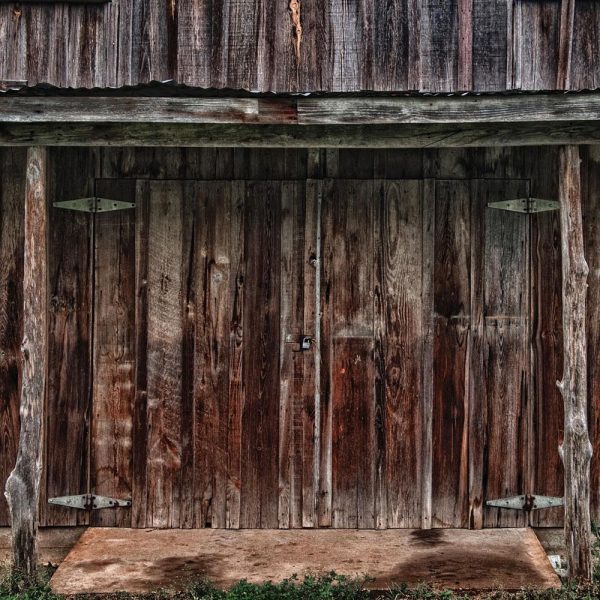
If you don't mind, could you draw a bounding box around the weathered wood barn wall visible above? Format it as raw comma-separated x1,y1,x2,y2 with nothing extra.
2,0,600,535
2,146,600,530
1,0,600,91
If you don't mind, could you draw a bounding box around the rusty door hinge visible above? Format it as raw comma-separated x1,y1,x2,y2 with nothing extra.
488,198,559,214
486,494,563,512
48,494,132,511
53,197,135,213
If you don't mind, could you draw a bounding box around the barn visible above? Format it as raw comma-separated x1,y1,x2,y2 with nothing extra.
1,0,600,591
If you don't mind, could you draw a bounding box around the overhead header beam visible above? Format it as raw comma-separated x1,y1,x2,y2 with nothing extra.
2,121,600,148
2,93,600,126
2,91,600,147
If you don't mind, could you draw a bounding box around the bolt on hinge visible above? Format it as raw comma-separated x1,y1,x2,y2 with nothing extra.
488,198,559,214
53,197,135,213
48,494,132,511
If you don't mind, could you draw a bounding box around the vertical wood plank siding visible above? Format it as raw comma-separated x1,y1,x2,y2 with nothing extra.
0,149,25,525
1,1,599,91
4,146,600,529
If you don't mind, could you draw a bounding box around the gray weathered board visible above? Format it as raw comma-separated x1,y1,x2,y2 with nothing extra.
0,146,596,529
0,0,598,91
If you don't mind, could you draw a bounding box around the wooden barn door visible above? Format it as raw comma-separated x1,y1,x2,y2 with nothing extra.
431,179,531,529
315,178,534,530
317,179,427,529
88,179,318,529
43,175,544,530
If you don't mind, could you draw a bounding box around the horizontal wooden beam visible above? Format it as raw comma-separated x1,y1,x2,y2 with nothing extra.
297,94,600,125
0,97,297,124
2,121,600,148
2,93,600,127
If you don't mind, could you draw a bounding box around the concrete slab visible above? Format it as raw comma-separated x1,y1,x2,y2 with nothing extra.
0,527,85,566
50,527,561,595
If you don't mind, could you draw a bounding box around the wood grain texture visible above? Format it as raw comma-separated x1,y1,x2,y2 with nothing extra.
43,149,94,527
432,180,471,529
530,149,564,528
4,146,47,575
583,146,600,524
0,149,25,527
239,182,281,529
558,145,593,580
375,181,424,528
481,180,530,528
190,181,232,529
9,121,600,149
225,182,245,529
90,179,136,528
3,148,598,533
142,180,185,529
1,1,600,91
420,0,458,92
513,1,561,90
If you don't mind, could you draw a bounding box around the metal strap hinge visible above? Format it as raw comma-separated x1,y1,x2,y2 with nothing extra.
486,494,563,512
488,198,559,214
48,494,132,511
53,197,135,213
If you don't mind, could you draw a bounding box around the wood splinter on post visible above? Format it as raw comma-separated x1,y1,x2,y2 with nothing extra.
4,146,48,578
289,0,302,62
557,144,593,581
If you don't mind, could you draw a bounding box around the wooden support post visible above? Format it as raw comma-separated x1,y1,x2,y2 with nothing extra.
557,145,593,581
4,146,48,577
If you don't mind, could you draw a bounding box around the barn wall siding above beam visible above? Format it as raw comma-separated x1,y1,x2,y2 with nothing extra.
0,0,599,92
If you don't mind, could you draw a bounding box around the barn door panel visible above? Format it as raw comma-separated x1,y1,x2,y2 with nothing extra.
478,179,530,528
43,149,95,527
126,179,312,529
431,180,471,528
431,178,531,529
90,179,136,527
319,179,426,529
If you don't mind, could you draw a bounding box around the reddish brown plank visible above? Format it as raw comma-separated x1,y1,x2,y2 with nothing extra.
239,182,281,528
531,208,564,528
329,180,376,528
318,180,334,527
482,180,530,529
90,179,136,527
331,338,376,528
432,180,470,528
44,148,94,527
278,182,309,528
191,181,232,529
301,181,319,528
375,180,424,528
0,148,25,526
225,182,245,529
583,146,600,524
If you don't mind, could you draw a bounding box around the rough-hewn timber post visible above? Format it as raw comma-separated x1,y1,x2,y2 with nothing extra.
557,144,593,581
4,146,48,577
